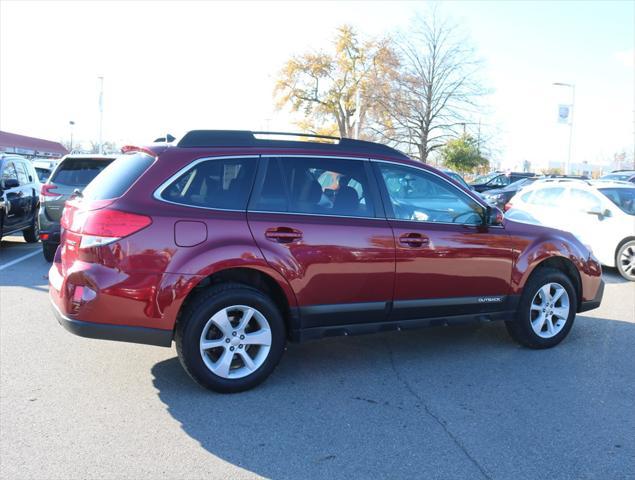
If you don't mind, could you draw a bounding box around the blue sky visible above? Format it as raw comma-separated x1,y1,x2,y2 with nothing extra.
1,1,632,171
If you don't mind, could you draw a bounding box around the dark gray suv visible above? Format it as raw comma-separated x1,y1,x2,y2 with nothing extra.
39,154,116,261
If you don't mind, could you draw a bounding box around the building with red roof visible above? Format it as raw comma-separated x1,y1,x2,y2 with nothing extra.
0,130,68,159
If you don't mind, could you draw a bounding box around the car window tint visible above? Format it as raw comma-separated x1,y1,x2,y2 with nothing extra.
1,162,18,184
489,175,508,187
52,158,113,186
569,188,601,212
161,157,257,210
526,187,565,206
378,164,483,225
599,188,635,215
15,161,30,185
83,153,154,201
250,157,375,218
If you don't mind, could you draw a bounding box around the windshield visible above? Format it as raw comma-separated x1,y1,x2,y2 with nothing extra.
471,172,500,185
599,188,635,215
601,173,633,182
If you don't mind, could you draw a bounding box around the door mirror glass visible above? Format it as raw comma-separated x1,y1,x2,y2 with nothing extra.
487,206,504,226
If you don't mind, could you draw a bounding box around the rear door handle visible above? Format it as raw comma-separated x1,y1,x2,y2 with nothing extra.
265,227,303,243
399,232,429,247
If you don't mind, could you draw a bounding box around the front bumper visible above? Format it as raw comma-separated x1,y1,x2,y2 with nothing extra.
579,279,604,313
50,297,173,347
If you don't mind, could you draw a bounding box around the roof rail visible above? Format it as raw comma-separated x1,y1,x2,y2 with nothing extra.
538,177,592,186
176,130,409,159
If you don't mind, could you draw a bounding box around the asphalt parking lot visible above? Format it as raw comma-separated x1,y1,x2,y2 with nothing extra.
0,236,634,480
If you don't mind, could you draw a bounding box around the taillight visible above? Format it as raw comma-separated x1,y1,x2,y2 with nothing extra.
78,209,152,249
504,202,513,212
40,183,62,201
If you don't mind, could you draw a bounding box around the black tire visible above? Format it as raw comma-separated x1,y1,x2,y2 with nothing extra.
505,267,577,349
42,242,57,262
22,217,39,243
616,240,635,281
175,282,286,393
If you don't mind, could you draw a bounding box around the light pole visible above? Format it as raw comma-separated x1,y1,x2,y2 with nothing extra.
97,75,104,154
553,82,575,175
69,120,75,152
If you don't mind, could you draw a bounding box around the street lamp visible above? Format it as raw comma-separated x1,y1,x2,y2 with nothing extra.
553,82,575,175
69,120,75,152
97,75,104,154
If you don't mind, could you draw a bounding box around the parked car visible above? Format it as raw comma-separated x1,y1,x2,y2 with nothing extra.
0,154,40,243
469,171,535,193
600,170,635,183
34,166,52,183
441,169,471,189
482,175,589,210
506,178,635,280
481,177,539,210
39,154,117,261
49,131,604,393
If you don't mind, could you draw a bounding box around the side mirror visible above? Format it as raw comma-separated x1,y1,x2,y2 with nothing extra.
587,207,612,219
486,206,504,226
2,178,19,190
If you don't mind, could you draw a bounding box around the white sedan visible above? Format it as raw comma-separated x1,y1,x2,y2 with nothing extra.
506,179,635,281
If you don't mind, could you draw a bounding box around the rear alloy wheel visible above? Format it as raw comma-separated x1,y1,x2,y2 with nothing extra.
616,240,635,281
199,305,272,379
505,267,577,349
175,283,286,393
22,218,39,243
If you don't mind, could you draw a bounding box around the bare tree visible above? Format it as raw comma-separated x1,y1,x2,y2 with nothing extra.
369,12,487,163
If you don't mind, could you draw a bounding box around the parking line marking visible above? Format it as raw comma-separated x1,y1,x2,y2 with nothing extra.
0,250,42,271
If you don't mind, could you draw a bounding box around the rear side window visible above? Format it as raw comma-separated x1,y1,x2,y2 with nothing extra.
83,153,155,201
160,156,257,210
249,157,376,218
51,158,114,186
525,187,565,206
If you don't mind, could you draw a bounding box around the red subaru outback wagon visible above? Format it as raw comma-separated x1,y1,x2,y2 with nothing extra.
49,131,604,392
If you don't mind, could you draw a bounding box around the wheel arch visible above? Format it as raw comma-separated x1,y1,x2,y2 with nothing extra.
174,266,298,338
523,256,582,309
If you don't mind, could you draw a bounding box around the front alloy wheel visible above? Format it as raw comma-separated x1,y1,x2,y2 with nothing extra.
505,267,577,349
617,240,635,281
529,283,570,338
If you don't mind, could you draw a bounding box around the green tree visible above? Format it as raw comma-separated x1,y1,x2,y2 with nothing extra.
274,25,398,138
441,134,488,173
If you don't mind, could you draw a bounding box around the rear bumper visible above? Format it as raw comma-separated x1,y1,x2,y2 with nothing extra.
50,297,172,347
579,279,604,313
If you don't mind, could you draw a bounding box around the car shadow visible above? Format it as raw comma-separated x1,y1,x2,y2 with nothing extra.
602,267,629,284
152,314,635,479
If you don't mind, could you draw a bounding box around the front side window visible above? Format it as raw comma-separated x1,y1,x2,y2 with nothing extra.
160,156,257,210
250,157,376,218
599,187,635,215
378,163,484,225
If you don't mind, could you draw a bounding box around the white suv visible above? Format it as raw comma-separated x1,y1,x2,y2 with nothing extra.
506,179,635,281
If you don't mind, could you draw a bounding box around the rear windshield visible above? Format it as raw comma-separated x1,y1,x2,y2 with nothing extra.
599,188,635,215
82,153,155,201
51,158,114,186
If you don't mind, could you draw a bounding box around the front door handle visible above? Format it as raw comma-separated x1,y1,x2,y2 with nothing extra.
265,227,303,243
399,232,429,247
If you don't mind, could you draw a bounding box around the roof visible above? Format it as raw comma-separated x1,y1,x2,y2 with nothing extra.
0,130,68,157
175,130,410,161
